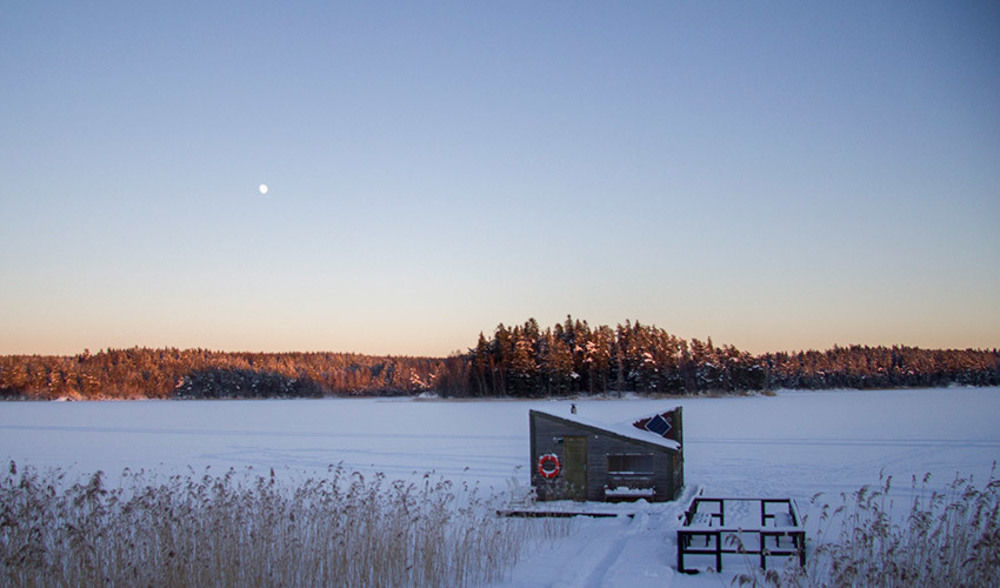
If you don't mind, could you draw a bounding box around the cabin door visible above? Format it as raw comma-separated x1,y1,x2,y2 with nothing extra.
563,436,588,500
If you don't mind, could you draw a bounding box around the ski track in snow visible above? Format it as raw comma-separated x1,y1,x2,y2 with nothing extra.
1,388,998,586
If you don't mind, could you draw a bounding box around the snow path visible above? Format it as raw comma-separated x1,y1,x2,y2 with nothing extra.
494,512,674,588
492,487,705,587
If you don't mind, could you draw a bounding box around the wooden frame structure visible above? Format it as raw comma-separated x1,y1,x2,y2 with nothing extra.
677,496,806,573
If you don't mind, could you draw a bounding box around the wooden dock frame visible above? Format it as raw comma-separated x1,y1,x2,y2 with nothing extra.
497,509,634,519
677,496,806,573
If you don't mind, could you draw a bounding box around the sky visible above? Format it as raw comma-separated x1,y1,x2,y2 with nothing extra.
2,2,998,357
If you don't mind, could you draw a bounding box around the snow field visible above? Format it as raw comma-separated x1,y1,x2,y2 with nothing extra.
1,387,997,585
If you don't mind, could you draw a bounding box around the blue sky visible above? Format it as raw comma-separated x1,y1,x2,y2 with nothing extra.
2,2,998,356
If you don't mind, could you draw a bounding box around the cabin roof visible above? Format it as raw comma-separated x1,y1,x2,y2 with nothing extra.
530,408,681,451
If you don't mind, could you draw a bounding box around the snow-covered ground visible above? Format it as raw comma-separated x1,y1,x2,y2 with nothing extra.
2,387,997,585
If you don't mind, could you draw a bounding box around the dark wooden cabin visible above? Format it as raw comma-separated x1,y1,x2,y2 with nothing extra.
529,407,684,502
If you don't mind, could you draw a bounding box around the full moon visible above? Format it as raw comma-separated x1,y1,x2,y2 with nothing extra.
258,184,269,195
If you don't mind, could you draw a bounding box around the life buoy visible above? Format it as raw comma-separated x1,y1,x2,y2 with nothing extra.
537,453,561,479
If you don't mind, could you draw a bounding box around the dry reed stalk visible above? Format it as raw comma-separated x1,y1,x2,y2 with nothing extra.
0,462,568,587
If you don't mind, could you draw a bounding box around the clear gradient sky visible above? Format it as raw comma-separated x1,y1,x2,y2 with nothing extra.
2,2,998,357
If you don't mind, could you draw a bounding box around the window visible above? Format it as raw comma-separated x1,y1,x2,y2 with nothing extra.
607,454,654,475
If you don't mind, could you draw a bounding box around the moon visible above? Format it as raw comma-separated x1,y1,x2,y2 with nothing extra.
258,184,269,195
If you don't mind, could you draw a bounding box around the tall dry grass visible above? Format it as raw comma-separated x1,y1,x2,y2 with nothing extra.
735,467,1000,587
0,462,565,587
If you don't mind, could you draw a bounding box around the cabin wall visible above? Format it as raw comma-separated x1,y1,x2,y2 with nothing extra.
530,412,681,502
585,433,677,501
531,413,579,501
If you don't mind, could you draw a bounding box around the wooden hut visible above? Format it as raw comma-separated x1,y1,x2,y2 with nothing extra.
529,407,684,502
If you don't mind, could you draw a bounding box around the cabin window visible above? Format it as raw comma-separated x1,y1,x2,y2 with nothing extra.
607,453,654,475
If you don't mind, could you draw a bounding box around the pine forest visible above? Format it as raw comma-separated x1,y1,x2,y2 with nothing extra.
1,317,997,400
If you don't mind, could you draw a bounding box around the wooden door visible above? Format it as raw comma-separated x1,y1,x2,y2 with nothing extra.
563,436,587,500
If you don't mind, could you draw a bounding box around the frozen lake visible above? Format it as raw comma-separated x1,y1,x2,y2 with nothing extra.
3,387,998,586
2,387,997,501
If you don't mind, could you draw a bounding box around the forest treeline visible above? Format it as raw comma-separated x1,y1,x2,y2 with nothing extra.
465,318,999,396
0,349,465,400
1,317,997,400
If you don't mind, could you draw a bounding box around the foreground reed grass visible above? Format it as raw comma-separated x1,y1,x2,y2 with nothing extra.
0,462,565,587
736,468,1000,587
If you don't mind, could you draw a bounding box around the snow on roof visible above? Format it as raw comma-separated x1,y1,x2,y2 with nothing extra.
531,408,681,451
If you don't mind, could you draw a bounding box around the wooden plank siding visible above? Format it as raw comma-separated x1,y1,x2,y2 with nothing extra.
529,409,684,502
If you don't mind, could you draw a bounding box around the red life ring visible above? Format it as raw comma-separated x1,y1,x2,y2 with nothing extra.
537,453,561,479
